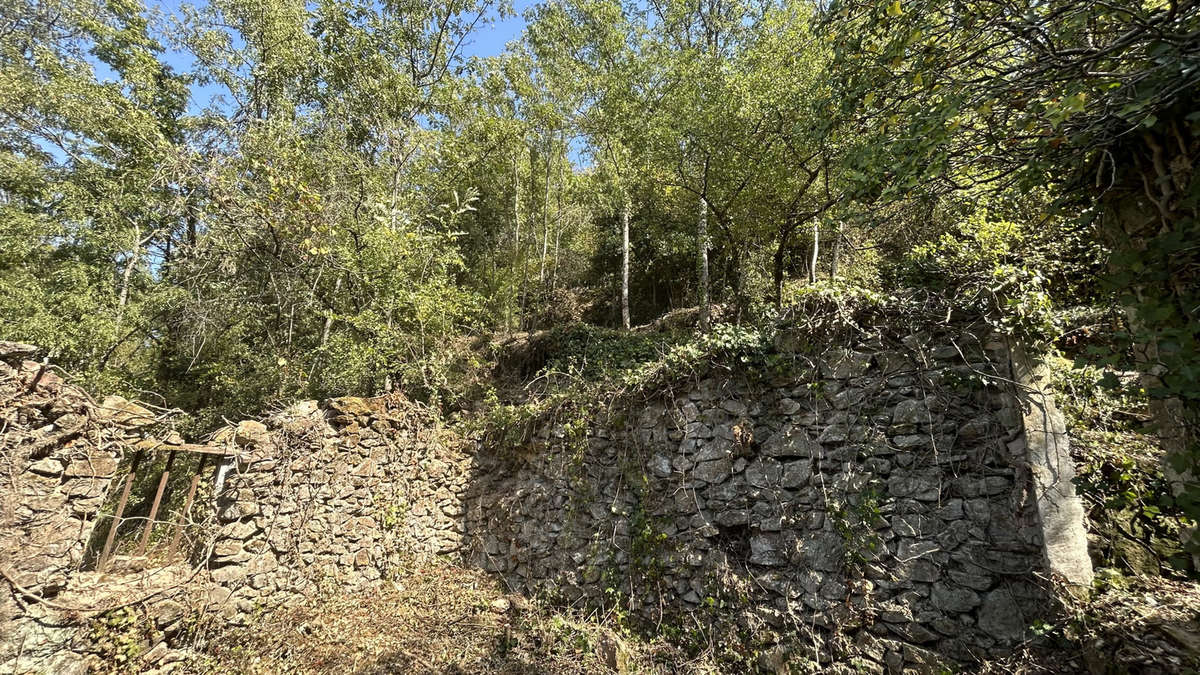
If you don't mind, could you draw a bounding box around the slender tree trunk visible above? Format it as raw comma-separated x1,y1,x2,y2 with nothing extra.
512,153,521,259
321,276,342,347
553,220,563,290
830,221,843,280
116,225,141,331
383,307,394,392
732,244,745,322
808,220,820,284
621,192,631,331
511,152,521,330
519,147,534,329
773,221,794,309
698,196,710,332
554,131,566,289
540,136,552,283
186,212,196,247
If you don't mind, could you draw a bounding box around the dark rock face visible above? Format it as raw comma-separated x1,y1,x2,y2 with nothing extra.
456,333,1076,669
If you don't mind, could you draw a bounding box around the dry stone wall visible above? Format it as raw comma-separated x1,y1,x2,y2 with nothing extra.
0,328,1091,673
0,345,119,597
0,343,192,674
457,331,1092,670
206,394,471,623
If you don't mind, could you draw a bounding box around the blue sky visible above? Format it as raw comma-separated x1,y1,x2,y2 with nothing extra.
142,0,534,114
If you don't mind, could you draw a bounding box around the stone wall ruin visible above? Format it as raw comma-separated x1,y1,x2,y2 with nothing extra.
0,327,1093,673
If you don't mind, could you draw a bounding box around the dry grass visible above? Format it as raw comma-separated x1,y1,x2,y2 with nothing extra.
190,560,706,674
184,557,1200,675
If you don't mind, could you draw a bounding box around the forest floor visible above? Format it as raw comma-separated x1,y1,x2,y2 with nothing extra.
189,559,708,674
180,557,1200,674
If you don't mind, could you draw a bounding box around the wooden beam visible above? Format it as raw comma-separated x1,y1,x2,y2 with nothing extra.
98,450,143,571
137,450,176,557
167,455,207,561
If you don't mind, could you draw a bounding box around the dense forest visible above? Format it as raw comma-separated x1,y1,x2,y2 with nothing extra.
1,0,1197,556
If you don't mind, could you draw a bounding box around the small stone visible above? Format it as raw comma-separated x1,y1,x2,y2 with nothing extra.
28,458,64,477
958,416,992,442
887,621,939,644
153,600,186,629
897,539,940,560
949,566,995,591
906,559,941,583
221,520,259,539
692,458,733,484
891,514,928,538
878,602,912,623
746,458,782,488
930,345,960,359
720,400,748,416
234,420,269,447
64,455,118,478
762,425,821,458
823,349,873,378
935,499,964,520
0,341,39,359
930,582,981,613
978,589,1026,643
715,509,750,527
327,396,373,416
956,476,1010,498
142,641,170,665
903,644,950,672
887,474,941,501
694,439,732,462
214,540,245,558
750,535,784,566
780,460,812,488
98,395,156,428
892,399,927,425
892,434,929,448
490,598,511,613
797,533,845,572
648,454,672,479
210,564,248,584
964,499,991,523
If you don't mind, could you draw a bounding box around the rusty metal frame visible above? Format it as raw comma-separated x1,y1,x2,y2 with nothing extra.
97,442,235,571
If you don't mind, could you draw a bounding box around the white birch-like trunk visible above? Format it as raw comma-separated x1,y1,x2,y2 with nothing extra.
698,196,710,332
539,139,552,283
621,193,631,331
511,152,521,329
321,276,343,347
830,221,842,280
808,220,820,284
116,224,141,331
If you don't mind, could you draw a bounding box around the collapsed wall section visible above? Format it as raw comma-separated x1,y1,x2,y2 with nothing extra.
0,344,119,597
0,343,188,673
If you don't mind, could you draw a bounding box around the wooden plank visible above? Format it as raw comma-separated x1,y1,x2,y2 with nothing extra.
133,439,238,457
98,450,143,571
137,450,176,556
170,443,240,457
167,455,207,561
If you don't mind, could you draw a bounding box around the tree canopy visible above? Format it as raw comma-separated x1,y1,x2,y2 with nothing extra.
2,0,1198,548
